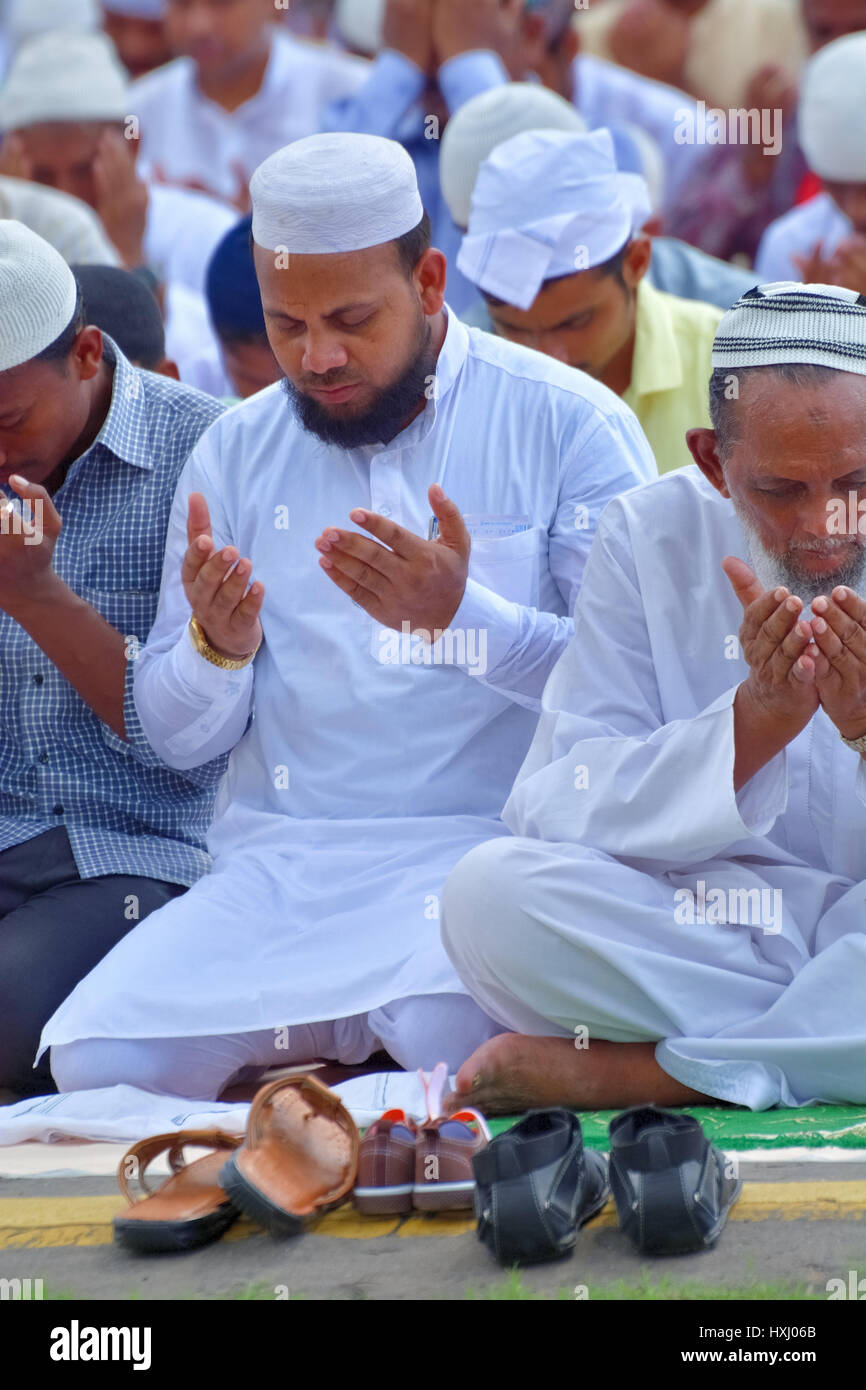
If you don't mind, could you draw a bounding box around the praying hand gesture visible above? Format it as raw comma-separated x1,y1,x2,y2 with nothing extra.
726,557,821,725
182,493,264,660
432,0,523,65
315,484,470,633
383,0,436,74
794,236,866,297
809,586,866,741
0,475,61,609
725,558,866,788
93,129,149,269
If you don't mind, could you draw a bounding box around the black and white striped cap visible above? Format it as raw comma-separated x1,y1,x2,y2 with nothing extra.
712,282,866,374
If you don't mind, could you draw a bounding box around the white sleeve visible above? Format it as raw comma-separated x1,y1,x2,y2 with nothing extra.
429,408,657,712
503,501,790,863
133,435,255,771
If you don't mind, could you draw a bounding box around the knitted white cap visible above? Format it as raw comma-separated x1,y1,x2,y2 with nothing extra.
712,282,866,373
440,83,587,229
250,133,424,254
7,0,99,47
335,0,385,55
0,32,129,132
799,32,866,183
0,221,79,372
102,0,166,16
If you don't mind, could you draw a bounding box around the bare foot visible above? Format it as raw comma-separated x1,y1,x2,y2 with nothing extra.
442,1033,711,1116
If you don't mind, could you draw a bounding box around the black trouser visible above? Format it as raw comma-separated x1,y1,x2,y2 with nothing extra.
0,828,186,1097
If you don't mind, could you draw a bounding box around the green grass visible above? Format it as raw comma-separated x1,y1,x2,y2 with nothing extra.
34,1269,825,1301
175,1272,826,1302
466,1271,824,1301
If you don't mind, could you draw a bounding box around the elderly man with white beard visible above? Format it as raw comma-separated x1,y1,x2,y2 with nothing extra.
441,281,866,1116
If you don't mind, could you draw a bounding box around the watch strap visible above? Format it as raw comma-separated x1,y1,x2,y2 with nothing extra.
188,617,260,670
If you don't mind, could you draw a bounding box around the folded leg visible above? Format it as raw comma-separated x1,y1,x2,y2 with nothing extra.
441,836,866,1108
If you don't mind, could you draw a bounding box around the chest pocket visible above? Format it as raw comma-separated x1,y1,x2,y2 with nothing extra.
467,526,544,606
78,588,159,652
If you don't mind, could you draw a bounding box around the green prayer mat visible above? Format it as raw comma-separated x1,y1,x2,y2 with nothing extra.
487,1105,866,1151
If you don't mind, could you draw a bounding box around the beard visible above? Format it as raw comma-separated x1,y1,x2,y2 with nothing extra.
281,312,437,449
732,500,866,614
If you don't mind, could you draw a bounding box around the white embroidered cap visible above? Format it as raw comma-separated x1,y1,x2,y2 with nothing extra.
250,133,424,254
440,83,587,230
0,220,79,372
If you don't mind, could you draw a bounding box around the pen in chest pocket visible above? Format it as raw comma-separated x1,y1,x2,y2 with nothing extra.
428,514,532,541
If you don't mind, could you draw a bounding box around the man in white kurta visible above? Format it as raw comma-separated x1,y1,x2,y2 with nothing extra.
131,1,369,206
441,282,866,1114
755,34,866,294
40,133,654,1099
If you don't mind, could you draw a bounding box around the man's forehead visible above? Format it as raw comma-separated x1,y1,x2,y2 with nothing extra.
20,121,105,149
733,370,866,454
0,359,48,404
254,242,400,302
493,270,605,324
737,368,866,406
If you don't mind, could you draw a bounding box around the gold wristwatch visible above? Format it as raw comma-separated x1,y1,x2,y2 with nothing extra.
188,617,260,670
840,728,866,755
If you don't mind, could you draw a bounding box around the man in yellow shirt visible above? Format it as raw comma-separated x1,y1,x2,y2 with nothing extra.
458,127,723,473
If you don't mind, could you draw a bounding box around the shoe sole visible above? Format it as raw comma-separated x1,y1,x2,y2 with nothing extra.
413,1179,475,1212
353,1184,414,1216
219,1153,307,1238
113,1204,239,1254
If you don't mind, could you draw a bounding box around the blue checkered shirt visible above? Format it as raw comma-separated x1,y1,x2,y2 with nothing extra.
0,339,226,885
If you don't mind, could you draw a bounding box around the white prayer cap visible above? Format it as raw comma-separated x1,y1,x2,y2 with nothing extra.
0,220,78,373
799,32,866,183
335,0,385,55
0,32,129,132
7,0,99,47
250,133,424,254
440,83,587,229
102,0,166,16
712,282,866,375
458,128,652,310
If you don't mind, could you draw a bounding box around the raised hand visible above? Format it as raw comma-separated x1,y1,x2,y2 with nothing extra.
0,132,33,181
724,556,825,788
432,0,523,66
0,475,61,609
726,556,823,721
315,483,470,633
93,128,149,269
792,239,836,285
181,492,264,660
384,0,436,75
824,235,866,298
809,586,866,742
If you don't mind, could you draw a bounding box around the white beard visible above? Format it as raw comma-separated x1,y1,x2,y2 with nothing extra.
733,504,866,620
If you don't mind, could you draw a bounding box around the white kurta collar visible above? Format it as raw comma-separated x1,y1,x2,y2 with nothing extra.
366,303,469,458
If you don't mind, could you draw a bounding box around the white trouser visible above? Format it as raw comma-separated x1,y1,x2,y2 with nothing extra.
50,993,504,1101
441,836,866,1110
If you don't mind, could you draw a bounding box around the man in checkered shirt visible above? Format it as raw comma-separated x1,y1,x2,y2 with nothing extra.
0,221,225,1100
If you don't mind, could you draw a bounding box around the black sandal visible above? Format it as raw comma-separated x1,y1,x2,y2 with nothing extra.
608,1105,741,1254
472,1109,610,1265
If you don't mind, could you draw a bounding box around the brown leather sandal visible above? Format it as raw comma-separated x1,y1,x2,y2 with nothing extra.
113,1129,243,1253
219,1075,359,1237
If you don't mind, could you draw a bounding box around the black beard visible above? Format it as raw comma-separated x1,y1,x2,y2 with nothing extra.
281,319,436,448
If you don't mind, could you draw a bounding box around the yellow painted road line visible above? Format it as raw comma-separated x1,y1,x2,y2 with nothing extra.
0,1182,862,1249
